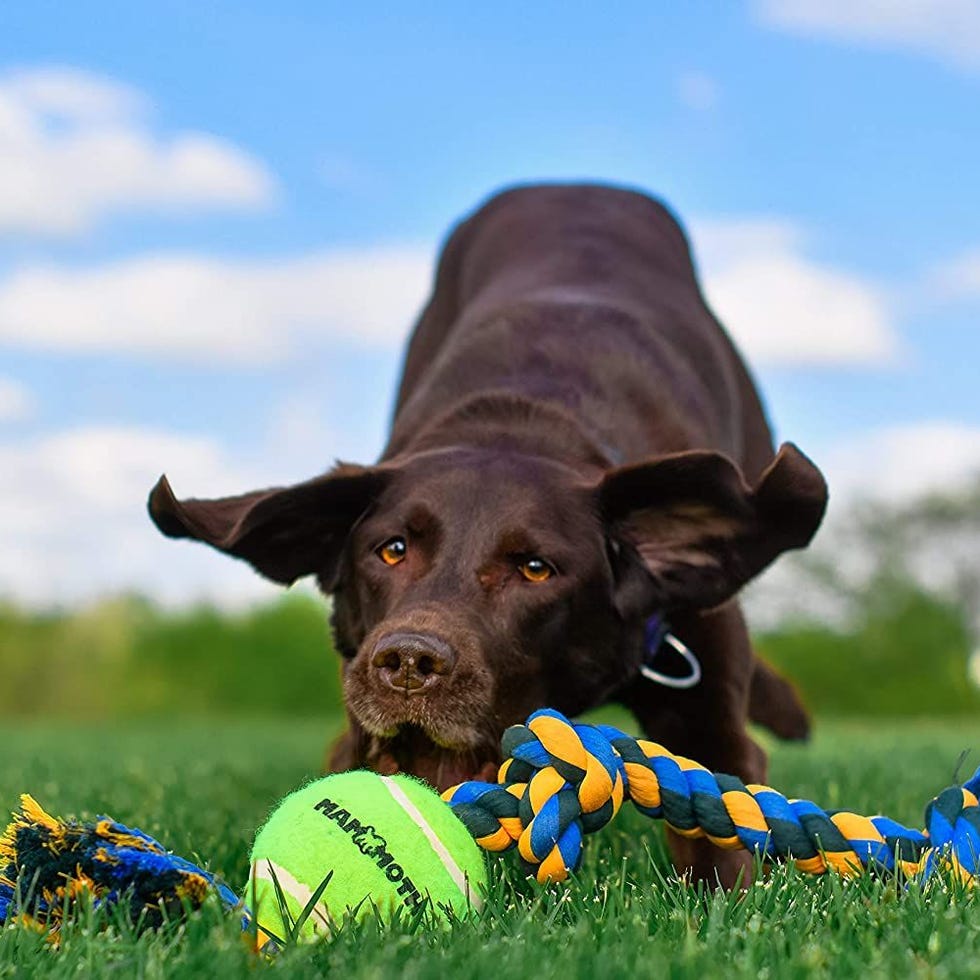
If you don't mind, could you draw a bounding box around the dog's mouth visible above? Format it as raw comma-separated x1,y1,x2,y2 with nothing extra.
365,724,501,793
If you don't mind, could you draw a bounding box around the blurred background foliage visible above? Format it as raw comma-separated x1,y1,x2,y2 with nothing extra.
756,474,980,718
2,480,977,722
0,593,341,720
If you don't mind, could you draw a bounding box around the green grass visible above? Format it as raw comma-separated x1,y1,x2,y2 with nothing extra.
2,716,980,978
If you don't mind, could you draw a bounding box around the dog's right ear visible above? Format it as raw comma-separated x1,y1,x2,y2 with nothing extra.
598,442,827,611
147,463,391,589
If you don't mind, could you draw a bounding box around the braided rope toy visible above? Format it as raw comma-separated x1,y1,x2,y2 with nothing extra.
2,708,977,938
444,709,980,885
0,795,240,936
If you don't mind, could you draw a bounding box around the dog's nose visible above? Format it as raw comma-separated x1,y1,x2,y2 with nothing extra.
370,632,456,693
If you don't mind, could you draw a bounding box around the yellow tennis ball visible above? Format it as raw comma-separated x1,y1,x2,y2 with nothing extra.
246,771,487,942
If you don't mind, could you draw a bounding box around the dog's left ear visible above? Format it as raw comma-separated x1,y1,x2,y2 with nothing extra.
598,442,827,610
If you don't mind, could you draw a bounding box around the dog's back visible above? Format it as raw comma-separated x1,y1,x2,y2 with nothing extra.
389,184,774,480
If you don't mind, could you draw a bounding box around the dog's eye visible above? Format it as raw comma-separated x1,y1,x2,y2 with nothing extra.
377,537,407,566
518,557,555,583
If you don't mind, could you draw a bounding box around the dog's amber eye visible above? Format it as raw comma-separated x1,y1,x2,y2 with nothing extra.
518,557,554,583
377,537,407,566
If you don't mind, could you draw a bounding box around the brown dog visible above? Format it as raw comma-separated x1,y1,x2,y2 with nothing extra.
148,184,826,886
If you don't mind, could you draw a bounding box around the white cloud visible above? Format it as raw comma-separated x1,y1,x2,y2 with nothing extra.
0,425,285,607
0,245,432,363
676,71,719,110
929,247,980,298
263,388,391,479
753,0,980,71
0,66,275,236
819,421,980,507
691,218,898,366
0,377,34,422
0,216,890,369
744,421,980,626
2,67,143,119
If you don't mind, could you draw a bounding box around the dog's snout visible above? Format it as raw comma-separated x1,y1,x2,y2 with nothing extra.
370,632,456,693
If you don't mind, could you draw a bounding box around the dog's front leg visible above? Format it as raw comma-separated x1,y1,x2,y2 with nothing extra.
619,601,766,889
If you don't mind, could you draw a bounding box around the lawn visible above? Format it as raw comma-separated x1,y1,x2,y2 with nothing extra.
1,714,979,978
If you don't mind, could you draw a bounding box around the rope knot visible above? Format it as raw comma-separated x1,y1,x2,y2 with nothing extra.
445,709,625,882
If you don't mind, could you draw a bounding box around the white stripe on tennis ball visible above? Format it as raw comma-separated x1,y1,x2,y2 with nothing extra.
379,776,483,911
252,858,334,931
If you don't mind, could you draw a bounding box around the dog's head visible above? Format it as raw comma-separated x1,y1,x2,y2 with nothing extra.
148,442,825,790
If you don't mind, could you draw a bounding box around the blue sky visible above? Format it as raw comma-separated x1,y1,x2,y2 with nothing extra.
0,1,978,606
